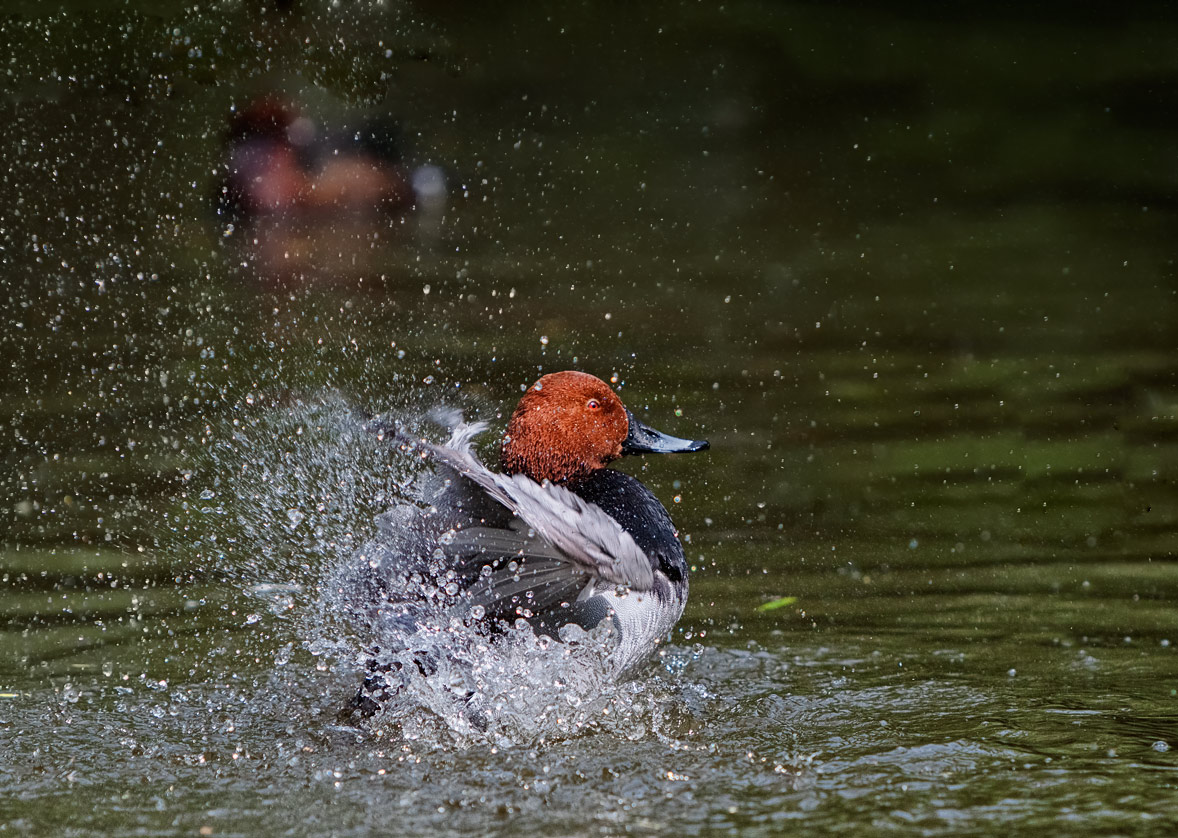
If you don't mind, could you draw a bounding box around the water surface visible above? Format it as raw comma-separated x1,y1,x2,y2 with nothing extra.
3,2,1178,835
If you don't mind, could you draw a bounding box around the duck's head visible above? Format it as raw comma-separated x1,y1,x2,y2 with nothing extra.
500,370,709,484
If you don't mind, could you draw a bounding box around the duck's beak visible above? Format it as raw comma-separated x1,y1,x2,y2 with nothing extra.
621,409,710,456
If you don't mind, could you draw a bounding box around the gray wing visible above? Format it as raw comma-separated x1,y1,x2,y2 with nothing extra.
446,521,593,616
400,426,655,594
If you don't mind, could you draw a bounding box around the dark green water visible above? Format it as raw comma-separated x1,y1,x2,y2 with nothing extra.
3,2,1178,835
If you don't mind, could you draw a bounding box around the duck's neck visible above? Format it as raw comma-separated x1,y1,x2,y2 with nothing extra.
500,442,595,485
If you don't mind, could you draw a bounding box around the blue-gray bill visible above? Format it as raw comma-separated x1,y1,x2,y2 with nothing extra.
621,409,709,456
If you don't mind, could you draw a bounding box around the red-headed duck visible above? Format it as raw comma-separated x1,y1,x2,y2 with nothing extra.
343,371,708,717
217,101,417,224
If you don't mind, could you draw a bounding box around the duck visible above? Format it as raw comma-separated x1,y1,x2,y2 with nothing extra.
216,99,419,224
340,370,709,718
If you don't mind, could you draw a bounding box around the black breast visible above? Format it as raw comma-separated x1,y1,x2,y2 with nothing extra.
568,468,687,583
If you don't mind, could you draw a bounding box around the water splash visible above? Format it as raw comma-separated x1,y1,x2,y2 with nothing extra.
332,612,679,748
169,391,680,748
161,392,418,673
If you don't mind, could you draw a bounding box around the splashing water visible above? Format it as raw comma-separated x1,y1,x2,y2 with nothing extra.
337,617,671,748
173,392,416,596
170,392,684,749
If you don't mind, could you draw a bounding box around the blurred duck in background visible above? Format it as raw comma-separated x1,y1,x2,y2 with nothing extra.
216,96,447,283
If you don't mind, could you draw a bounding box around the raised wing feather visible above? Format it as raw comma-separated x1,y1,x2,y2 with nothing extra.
398,424,655,593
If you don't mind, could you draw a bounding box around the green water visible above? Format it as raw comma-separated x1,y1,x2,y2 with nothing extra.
3,2,1178,835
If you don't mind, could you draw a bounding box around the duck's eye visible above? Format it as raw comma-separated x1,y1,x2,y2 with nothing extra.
586,399,600,410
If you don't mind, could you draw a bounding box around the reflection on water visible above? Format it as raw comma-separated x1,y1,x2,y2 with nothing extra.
3,1,1178,835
